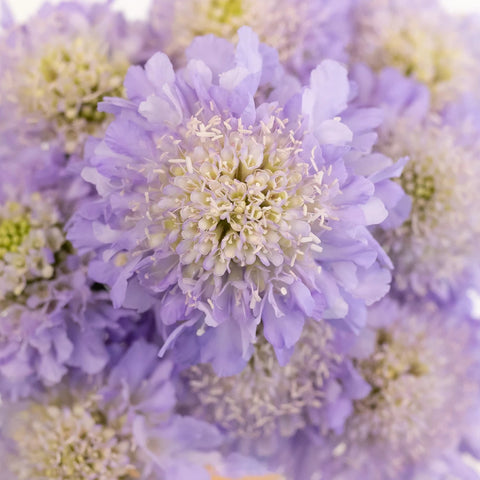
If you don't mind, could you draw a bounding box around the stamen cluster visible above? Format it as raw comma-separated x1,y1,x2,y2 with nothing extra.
150,112,332,291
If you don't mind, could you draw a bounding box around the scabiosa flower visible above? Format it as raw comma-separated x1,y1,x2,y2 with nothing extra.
354,67,480,299
177,319,369,462
0,1,144,155
0,340,224,480
350,0,479,107
7,400,136,479
147,0,353,78
318,296,480,480
379,117,480,299
0,144,134,397
70,28,403,374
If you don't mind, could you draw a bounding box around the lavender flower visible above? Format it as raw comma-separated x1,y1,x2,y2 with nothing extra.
0,1,145,155
0,143,134,397
147,0,353,79
350,0,479,107
70,28,403,374
354,66,480,299
178,319,369,463
317,296,480,480
0,340,226,480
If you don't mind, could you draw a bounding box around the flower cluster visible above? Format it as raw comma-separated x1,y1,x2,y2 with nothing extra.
2,0,480,479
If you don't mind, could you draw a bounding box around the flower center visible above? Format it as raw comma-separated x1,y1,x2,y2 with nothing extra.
16,36,128,153
348,324,436,462
152,113,331,279
207,0,243,24
0,193,66,299
183,321,340,439
359,328,429,396
400,160,436,221
9,400,136,480
0,205,31,258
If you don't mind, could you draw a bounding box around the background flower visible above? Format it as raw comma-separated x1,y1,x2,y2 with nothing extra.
147,0,354,80
349,0,480,108
0,140,138,398
0,0,146,155
352,66,480,300
316,296,480,480
0,339,227,480
176,319,369,465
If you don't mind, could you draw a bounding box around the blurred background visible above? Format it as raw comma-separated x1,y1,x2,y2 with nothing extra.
6,0,480,22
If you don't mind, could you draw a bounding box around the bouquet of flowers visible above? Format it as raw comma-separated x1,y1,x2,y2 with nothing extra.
1,0,480,478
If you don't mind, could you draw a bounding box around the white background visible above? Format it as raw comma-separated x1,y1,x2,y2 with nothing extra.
5,0,480,23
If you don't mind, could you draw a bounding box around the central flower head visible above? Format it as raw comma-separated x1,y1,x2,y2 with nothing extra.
73,30,398,373
153,111,330,283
